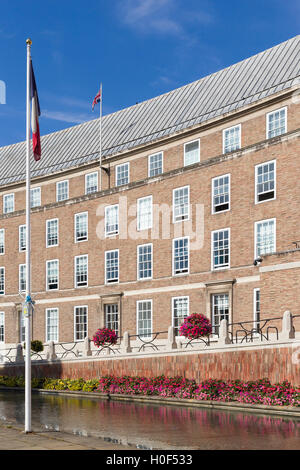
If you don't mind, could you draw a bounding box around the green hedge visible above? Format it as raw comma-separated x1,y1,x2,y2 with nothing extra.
0,375,98,392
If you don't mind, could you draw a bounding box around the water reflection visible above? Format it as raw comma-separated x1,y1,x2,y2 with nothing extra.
0,391,299,449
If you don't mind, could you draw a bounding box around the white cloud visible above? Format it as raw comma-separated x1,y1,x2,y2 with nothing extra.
118,0,214,37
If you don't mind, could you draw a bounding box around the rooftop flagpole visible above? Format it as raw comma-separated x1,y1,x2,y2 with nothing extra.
25,37,32,434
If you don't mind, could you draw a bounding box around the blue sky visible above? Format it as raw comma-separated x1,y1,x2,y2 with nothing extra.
0,0,299,148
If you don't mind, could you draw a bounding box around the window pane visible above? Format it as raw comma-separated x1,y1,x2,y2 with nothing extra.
47,219,58,247
75,213,88,241
137,301,152,338
173,238,189,274
137,196,152,231
267,108,286,138
0,230,4,255
138,244,152,279
254,289,260,333
47,260,58,290
105,304,119,337
75,306,87,341
105,251,119,283
256,220,275,256
173,297,189,336
184,140,199,166
20,313,25,343
30,187,41,208
213,175,230,212
46,308,58,342
173,186,189,222
19,264,26,292
116,163,129,186
149,152,163,177
212,230,230,269
4,194,14,214
256,161,275,202
57,181,69,202
212,293,229,335
86,172,98,194
19,225,26,252
0,312,4,342
105,205,119,236
75,256,88,287
223,126,241,153
0,268,5,294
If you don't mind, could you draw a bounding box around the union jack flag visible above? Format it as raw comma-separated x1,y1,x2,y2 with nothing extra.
92,89,101,110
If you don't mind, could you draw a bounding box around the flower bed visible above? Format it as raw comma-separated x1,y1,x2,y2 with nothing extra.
0,375,299,407
97,376,300,407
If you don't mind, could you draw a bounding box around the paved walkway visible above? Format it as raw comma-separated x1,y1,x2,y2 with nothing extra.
0,423,139,450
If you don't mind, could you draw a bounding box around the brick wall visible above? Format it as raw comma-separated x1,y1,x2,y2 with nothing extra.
1,343,300,385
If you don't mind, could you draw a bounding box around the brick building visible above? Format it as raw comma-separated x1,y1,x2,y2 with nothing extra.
0,36,299,347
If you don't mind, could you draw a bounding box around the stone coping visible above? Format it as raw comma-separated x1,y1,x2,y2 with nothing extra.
1,386,299,419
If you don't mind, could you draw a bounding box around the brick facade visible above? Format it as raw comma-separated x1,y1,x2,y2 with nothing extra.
0,85,299,346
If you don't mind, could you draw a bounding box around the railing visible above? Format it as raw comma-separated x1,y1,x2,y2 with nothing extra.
0,346,19,363
129,331,168,352
228,317,282,344
0,311,298,365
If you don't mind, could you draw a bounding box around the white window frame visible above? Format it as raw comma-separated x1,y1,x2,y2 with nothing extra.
255,160,276,204
115,162,130,187
105,249,119,284
105,204,119,237
19,312,26,343
136,299,153,339
211,174,231,214
46,218,59,248
148,151,163,178
19,225,26,252
184,139,200,167
0,267,5,295
46,259,59,291
46,308,59,342
56,180,69,202
172,296,189,337
137,195,153,231
173,185,190,223
74,212,88,243
85,172,98,194
172,236,189,276
3,193,14,214
254,218,276,258
211,292,230,335
19,264,26,293
104,303,119,337
0,312,4,343
266,106,287,139
30,187,41,208
223,124,241,154
74,255,88,288
211,228,230,271
137,243,153,281
253,288,260,334
74,305,88,342
0,229,4,255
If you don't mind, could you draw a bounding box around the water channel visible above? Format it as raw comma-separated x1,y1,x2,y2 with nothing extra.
0,390,299,449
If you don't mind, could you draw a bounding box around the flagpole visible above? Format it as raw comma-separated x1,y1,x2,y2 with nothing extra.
25,37,32,433
99,83,102,191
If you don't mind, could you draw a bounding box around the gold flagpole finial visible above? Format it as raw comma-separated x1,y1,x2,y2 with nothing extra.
26,38,32,46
